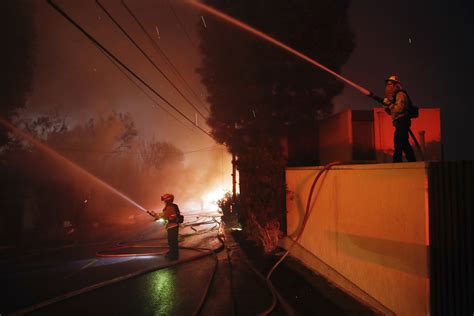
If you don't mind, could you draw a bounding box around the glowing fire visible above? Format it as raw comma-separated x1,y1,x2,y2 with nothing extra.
201,188,226,211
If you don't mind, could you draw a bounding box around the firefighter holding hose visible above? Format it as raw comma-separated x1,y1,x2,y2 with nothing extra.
149,193,181,260
382,75,416,163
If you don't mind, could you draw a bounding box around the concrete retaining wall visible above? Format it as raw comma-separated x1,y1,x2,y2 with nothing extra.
284,162,429,315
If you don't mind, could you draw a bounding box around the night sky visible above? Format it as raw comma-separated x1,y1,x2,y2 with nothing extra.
335,0,474,160
27,0,474,160
29,0,210,150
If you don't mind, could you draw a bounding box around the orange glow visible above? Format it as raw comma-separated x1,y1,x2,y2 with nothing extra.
201,187,227,210
0,117,148,213
424,177,430,246
374,108,441,161
187,0,371,96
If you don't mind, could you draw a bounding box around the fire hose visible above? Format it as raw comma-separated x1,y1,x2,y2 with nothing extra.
368,93,425,161
260,162,340,315
11,214,226,315
189,1,425,161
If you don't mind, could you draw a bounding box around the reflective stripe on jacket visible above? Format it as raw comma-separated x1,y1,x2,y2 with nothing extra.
161,203,179,229
387,90,409,121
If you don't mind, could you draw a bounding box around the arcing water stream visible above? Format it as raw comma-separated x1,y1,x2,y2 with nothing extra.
0,117,149,213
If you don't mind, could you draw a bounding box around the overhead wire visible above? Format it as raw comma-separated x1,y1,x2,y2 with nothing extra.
95,0,208,122
97,45,194,131
46,0,213,139
167,0,199,51
51,145,222,155
121,0,210,114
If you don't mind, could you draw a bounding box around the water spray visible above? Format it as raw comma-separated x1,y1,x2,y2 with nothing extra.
187,0,424,158
0,117,150,214
187,0,372,97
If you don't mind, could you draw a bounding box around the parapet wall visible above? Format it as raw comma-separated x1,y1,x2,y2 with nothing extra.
284,162,429,315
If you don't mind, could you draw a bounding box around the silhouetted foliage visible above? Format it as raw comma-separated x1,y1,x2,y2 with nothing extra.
0,1,35,145
198,0,354,245
0,112,186,245
217,191,240,219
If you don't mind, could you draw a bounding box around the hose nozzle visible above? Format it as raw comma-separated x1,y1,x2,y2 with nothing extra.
368,91,384,104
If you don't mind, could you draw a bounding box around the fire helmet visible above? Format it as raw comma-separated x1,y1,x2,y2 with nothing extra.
161,193,174,203
385,75,401,85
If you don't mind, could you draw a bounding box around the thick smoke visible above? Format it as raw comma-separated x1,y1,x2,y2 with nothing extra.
0,111,230,245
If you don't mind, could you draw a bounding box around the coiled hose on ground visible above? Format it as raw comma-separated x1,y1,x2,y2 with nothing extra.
11,214,227,315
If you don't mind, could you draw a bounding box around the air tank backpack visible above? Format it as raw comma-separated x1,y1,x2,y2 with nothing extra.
396,90,419,119
175,205,184,224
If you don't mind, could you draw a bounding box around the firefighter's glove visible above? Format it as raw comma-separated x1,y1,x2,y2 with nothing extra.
382,97,392,106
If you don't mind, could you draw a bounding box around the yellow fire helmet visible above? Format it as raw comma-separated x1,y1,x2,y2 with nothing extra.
385,75,401,85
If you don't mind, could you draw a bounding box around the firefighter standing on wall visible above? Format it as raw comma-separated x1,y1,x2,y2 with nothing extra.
383,75,416,163
150,193,180,260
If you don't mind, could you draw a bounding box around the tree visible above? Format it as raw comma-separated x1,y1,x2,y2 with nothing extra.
139,141,184,171
0,1,35,145
198,0,354,250
0,110,188,245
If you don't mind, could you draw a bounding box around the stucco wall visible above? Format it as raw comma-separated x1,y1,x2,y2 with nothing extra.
319,109,352,164
284,162,429,315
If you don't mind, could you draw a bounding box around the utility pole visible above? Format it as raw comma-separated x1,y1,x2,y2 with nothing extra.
231,153,237,212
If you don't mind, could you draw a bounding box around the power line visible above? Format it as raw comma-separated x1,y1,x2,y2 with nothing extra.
121,0,210,114
166,0,199,51
97,46,194,132
95,0,208,122
46,0,213,139
53,145,222,155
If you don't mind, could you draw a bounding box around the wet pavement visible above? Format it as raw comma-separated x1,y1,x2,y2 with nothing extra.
1,214,376,315
34,256,217,315
1,216,221,314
